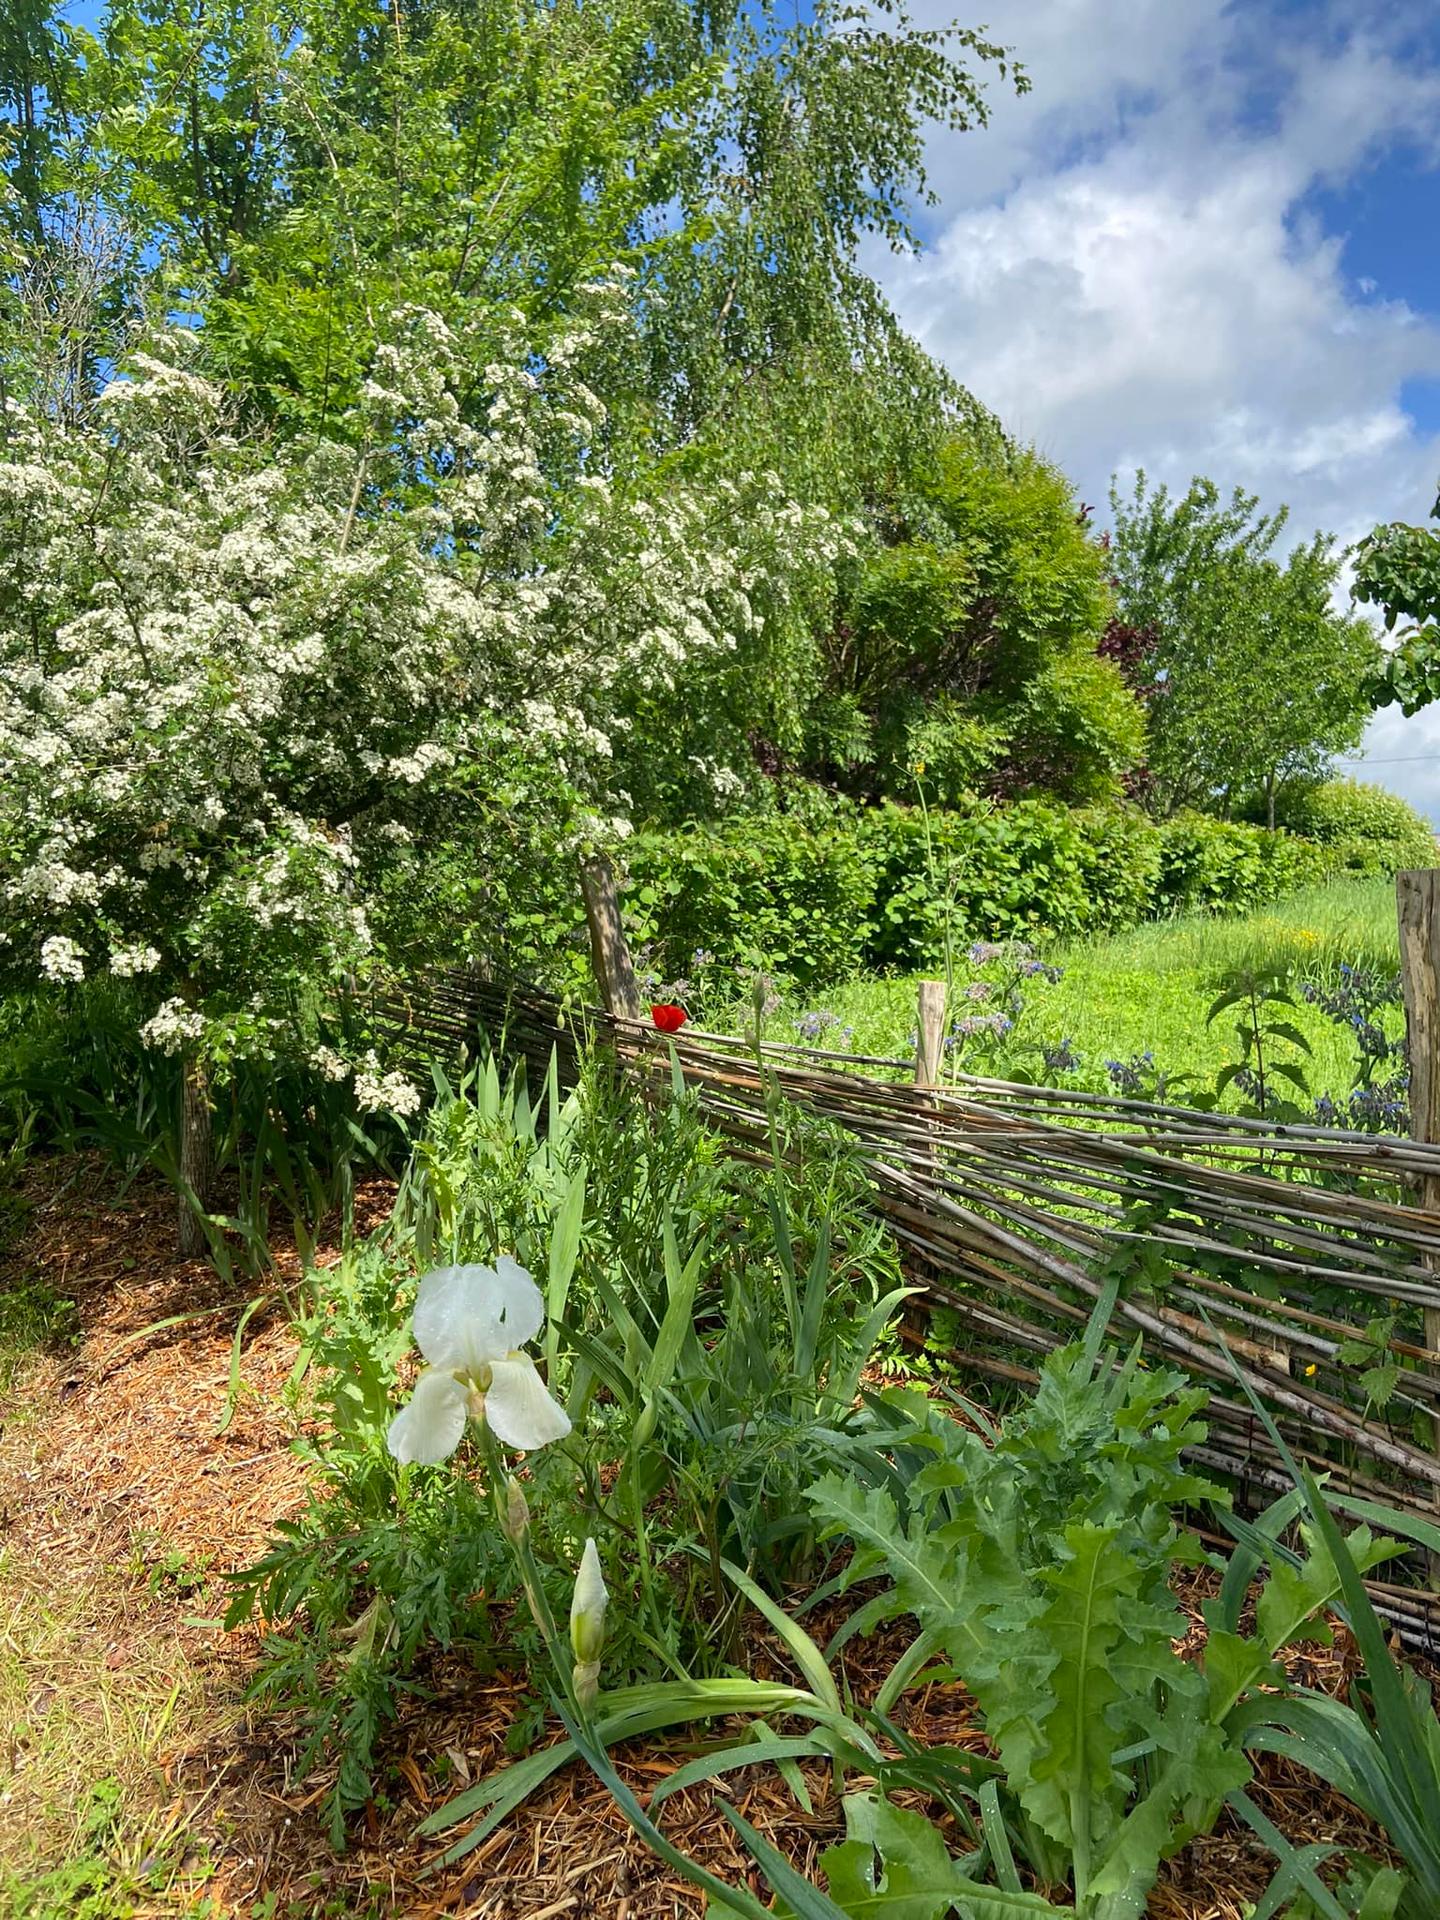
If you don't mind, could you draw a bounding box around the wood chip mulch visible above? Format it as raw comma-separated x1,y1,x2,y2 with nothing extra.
0,1152,1420,1916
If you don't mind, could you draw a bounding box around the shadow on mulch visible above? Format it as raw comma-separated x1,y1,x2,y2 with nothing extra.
0,1152,1414,1918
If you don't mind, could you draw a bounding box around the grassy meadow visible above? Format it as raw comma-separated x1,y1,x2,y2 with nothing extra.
747,876,1404,1106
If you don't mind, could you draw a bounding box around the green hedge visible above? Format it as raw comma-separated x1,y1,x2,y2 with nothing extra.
1272,779,1436,875
623,819,878,985
620,793,1422,986
1153,814,1333,915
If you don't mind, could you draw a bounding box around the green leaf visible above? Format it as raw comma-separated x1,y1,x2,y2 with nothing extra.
544,1164,587,1376
819,1795,1070,1918
982,1525,1140,1867
1265,1022,1313,1055
648,1732,833,1810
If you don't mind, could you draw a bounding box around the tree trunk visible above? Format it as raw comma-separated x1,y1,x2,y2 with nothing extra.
177,1046,213,1259
1265,773,1276,832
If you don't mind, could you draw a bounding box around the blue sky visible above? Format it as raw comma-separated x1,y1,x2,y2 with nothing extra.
870,0,1440,819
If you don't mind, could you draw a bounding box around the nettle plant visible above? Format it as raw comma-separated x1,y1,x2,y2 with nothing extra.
0,289,848,1248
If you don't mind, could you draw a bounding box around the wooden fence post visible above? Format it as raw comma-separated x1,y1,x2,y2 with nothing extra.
915,979,947,1090
1397,870,1440,1533
579,851,644,1022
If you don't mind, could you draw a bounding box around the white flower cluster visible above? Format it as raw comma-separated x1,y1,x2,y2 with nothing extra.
140,997,206,1055
0,293,850,1064
40,935,85,982
109,945,162,977
353,1052,423,1118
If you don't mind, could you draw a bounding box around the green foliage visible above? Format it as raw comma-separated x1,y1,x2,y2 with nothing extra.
620,798,1389,992
805,1324,1418,1919
1068,810,1163,932
873,692,1008,808
818,1793,1063,1918
563,1090,912,1606
1353,500,1440,714
1202,968,1314,1121
0,977,392,1278
0,0,1033,884
1215,1370,1440,1919
818,439,1142,805
1154,814,1333,916
1268,781,1436,875
1110,474,1380,818
6,0,1020,522
623,816,880,987
223,1230,520,1845
809,1335,1244,1918
229,1051,908,1838
1001,648,1147,807
862,802,1095,969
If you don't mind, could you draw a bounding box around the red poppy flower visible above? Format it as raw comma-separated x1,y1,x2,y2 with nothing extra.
650,1002,687,1033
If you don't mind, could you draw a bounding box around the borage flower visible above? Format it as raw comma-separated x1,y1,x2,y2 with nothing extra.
387,1258,571,1465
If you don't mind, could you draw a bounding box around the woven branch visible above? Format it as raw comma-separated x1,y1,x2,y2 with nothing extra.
373,971,1440,1570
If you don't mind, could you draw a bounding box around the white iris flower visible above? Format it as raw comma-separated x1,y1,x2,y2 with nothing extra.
386,1258,571,1464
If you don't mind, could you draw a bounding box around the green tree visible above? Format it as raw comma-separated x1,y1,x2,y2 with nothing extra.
813,436,1144,805
1353,486,1440,714
7,0,1023,483
1109,473,1380,822
2,0,1030,822
0,297,848,1246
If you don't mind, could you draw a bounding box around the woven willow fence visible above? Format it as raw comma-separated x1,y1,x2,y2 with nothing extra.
374,958,1440,1614
366,864,1440,1641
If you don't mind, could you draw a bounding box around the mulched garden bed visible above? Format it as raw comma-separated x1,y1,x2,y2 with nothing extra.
0,1153,1411,1916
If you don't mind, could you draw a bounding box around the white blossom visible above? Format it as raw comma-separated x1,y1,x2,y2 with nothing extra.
109,944,162,977
140,997,206,1054
0,296,850,1070
353,1053,423,1117
40,935,85,982
387,1260,571,1463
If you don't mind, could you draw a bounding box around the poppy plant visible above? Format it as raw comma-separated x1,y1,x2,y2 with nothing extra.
651,1003,686,1033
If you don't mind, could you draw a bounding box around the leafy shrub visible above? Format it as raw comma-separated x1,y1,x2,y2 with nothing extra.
1155,814,1332,916
998,645,1148,805
1275,779,1436,874
1069,806,1163,930
622,817,879,986
861,800,1095,971
872,690,1007,806
809,1322,1403,1918
619,798,1373,989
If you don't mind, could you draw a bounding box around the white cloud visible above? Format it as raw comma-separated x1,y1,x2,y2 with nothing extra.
878,2,1440,818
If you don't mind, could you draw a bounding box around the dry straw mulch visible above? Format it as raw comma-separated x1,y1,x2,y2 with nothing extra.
0,1154,1411,1916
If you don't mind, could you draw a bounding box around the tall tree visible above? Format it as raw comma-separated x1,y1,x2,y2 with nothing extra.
811,437,1144,806
1109,474,1380,822
5,0,1024,491
1353,487,1440,714
0,297,848,1246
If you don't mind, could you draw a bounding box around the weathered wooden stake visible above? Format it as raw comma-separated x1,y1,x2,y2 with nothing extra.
579,851,644,1022
1397,869,1440,1553
915,979,947,1090
177,1047,213,1259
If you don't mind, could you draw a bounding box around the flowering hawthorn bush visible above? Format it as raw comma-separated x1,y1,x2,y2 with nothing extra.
0,288,848,1232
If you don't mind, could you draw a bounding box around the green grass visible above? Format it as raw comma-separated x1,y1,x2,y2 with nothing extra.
748,878,1404,1110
